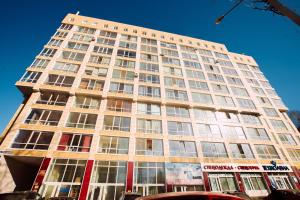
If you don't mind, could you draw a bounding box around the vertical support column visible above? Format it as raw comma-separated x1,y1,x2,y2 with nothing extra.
202,172,210,191
79,160,94,200
234,172,245,192
126,161,134,192
290,167,300,190
262,172,272,192
31,157,51,192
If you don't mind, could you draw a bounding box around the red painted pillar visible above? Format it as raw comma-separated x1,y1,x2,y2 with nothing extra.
262,172,271,192
202,172,210,191
291,166,300,190
79,160,94,200
126,161,134,192
31,157,51,192
234,172,245,192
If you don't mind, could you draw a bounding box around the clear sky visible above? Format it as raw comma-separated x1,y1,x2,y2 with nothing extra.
0,0,300,133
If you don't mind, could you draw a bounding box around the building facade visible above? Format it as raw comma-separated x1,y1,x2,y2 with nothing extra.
1,13,300,199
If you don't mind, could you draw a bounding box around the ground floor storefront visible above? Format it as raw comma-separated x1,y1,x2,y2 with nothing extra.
3,155,300,200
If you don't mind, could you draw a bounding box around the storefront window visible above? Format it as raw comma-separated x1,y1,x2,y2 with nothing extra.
208,173,237,192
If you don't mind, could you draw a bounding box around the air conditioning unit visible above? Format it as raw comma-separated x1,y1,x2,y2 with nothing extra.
134,73,139,78
160,53,165,56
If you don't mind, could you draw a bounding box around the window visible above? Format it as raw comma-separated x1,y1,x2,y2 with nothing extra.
40,48,57,57
287,149,300,161
185,69,205,79
93,46,113,55
119,41,137,50
167,121,193,136
137,103,161,115
66,42,89,51
88,161,126,200
96,38,115,46
107,99,132,112
273,98,286,108
217,112,239,123
59,23,73,30
140,53,158,62
208,173,237,192
139,73,160,84
197,124,221,138
192,92,213,104
117,50,136,58
215,96,235,107
231,87,249,97
247,78,260,86
204,64,220,73
255,145,280,159
79,79,104,91
112,69,135,80
57,133,92,152
183,60,201,69
25,109,62,126
207,73,225,83
85,66,108,77
164,77,185,88
230,143,254,159
222,68,238,76
241,173,267,192
136,138,163,156
237,98,256,109
88,55,110,64
66,112,97,129
137,119,162,134
166,106,189,118
263,107,279,117
46,74,74,87
98,136,129,154
270,119,288,130
182,52,198,61
211,84,229,94
37,92,68,106
214,52,229,60
11,130,53,150
160,41,176,49
138,86,161,97
141,38,157,45
201,56,215,64
103,116,131,132
241,70,254,77
201,142,228,158
226,77,243,86
278,134,297,145
140,62,159,72
77,26,95,34
246,128,270,140
99,30,117,38
218,60,233,67
48,39,63,47
120,34,137,42
115,59,135,69
189,80,209,91
222,126,246,139
30,59,49,69
71,33,93,42
169,140,197,157
54,31,68,38
164,66,182,76
241,114,261,125
40,159,86,199
109,82,133,94
166,89,188,101
20,71,41,83
53,62,79,73
198,49,213,56
61,51,85,61
74,96,100,109
193,109,216,122
162,57,180,66
257,97,271,105
134,162,165,195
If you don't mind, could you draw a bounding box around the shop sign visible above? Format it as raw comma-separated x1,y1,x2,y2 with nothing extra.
202,164,262,172
262,163,292,172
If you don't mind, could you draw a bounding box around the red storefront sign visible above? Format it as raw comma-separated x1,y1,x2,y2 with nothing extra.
202,164,262,172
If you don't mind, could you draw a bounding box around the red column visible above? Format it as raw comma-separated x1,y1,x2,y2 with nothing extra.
202,172,210,191
79,160,94,200
291,166,300,190
31,157,51,192
234,172,245,192
126,161,134,192
262,172,271,192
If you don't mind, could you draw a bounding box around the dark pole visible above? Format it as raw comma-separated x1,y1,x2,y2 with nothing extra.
216,0,244,24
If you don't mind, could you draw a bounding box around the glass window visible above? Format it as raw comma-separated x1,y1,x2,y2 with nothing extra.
167,121,193,136
229,143,254,159
137,119,162,134
255,145,280,159
57,133,92,152
197,124,221,138
136,138,163,156
166,106,189,118
201,142,228,158
137,103,161,115
103,116,131,132
169,140,197,157
106,99,132,112
98,136,129,154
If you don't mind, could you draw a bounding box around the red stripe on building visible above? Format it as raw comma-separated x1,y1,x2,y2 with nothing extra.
234,172,245,192
31,157,51,192
126,161,134,192
262,172,272,191
202,172,210,191
79,160,94,200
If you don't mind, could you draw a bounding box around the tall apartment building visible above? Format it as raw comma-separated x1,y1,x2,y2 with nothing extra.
1,13,300,199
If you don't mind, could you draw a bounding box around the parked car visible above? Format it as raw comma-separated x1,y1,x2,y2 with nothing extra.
264,189,300,200
135,192,244,200
223,191,252,200
119,192,142,200
0,191,42,200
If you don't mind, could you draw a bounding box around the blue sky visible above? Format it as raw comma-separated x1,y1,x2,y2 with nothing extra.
0,0,300,133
